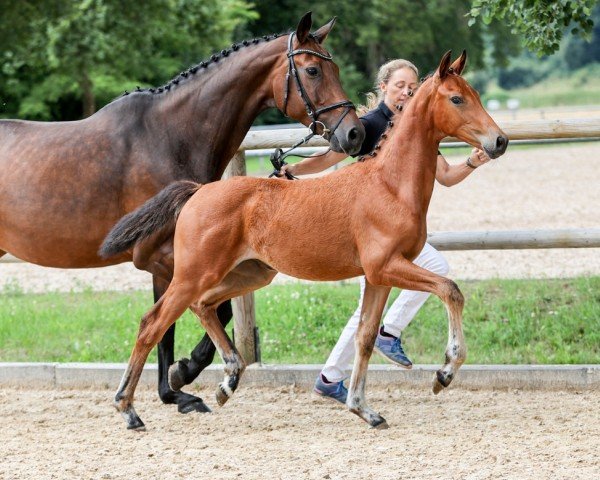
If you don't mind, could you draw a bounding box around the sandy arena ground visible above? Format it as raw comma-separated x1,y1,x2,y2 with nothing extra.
0,385,598,479
1,142,599,292
0,142,599,479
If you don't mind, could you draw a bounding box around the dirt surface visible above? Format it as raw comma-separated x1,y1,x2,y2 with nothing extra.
1,142,599,293
0,385,598,479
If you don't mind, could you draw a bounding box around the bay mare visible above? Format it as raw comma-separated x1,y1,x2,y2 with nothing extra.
0,13,364,414
101,51,508,430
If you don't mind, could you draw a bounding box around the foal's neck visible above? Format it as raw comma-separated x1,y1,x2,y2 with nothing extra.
379,82,441,208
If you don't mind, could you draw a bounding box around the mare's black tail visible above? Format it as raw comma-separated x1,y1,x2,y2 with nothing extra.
99,180,201,258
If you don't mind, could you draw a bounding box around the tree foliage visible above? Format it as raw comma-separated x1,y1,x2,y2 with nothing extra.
468,0,597,56
0,0,256,120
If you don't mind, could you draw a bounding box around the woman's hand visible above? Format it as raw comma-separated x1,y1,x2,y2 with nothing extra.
276,163,296,178
467,148,492,168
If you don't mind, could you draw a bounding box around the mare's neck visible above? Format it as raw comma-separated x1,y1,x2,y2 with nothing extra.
148,38,287,181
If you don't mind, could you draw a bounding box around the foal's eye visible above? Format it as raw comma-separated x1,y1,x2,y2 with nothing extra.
451,96,463,105
306,67,319,77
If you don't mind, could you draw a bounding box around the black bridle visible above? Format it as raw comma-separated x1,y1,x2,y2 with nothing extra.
270,32,356,180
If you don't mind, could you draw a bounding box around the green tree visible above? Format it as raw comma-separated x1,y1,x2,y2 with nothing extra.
468,0,597,56
0,0,257,120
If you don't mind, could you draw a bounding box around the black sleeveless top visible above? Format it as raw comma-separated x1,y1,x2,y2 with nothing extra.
354,102,394,157
354,102,441,158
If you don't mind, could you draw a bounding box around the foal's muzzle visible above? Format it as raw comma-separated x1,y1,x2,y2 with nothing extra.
483,134,509,159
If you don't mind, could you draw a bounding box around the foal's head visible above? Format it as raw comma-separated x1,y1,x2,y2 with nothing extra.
427,51,508,159
272,13,365,155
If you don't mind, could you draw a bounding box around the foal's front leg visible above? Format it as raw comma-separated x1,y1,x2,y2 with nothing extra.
347,281,391,429
372,257,467,394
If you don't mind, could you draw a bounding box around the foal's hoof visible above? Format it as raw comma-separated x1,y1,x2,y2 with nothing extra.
370,415,389,430
432,377,444,395
128,420,147,432
168,359,188,392
432,370,453,395
215,383,232,407
122,411,146,431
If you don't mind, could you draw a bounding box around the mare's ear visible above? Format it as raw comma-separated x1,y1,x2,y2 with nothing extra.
313,17,336,44
296,12,313,43
449,50,468,75
437,50,452,80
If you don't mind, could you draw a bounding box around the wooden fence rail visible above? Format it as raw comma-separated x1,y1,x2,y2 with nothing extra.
2,118,599,365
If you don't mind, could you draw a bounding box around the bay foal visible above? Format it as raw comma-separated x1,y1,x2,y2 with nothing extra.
102,51,508,430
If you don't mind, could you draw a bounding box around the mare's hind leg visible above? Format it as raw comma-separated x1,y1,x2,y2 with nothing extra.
173,260,276,406
115,282,198,430
347,280,391,428
368,257,466,395
167,301,232,393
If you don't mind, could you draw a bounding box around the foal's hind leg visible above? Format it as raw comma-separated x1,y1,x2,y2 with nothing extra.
347,280,391,428
114,284,198,430
133,238,213,414
174,260,276,406
154,277,212,414
368,257,466,394
166,301,232,393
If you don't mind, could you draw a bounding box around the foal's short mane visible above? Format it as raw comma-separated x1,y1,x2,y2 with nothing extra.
357,72,442,162
115,30,319,103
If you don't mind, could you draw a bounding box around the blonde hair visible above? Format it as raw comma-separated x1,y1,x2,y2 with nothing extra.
357,59,419,115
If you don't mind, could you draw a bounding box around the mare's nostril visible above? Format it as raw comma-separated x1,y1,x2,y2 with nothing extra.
348,127,359,142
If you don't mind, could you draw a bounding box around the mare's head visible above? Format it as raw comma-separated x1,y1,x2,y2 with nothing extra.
426,51,508,159
273,12,365,155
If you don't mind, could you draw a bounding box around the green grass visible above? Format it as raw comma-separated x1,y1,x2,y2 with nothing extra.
1,277,598,364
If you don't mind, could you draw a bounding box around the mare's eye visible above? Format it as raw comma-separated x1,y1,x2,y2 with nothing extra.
451,96,463,105
306,67,319,77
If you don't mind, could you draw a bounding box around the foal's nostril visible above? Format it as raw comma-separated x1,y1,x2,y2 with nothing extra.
496,135,508,151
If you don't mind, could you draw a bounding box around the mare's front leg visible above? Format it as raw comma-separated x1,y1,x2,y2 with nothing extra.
347,280,391,429
369,257,467,394
154,277,212,414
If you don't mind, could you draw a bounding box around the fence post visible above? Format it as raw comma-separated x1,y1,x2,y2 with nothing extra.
223,151,258,365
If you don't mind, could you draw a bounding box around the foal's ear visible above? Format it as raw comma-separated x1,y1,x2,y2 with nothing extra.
437,50,453,80
313,17,337,44
449,50,468,75
296,11,313,44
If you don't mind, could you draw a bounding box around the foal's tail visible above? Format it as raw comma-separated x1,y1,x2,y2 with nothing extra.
99,180,201,258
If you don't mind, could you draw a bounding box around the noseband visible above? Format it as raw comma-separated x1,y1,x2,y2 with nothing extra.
271,32,356,179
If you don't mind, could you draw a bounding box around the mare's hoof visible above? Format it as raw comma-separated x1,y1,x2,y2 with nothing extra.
168,359,188,392
215,383,232,407
178,397,212,414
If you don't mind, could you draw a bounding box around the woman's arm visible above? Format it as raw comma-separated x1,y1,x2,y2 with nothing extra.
278,149,348,177
435,148,491,187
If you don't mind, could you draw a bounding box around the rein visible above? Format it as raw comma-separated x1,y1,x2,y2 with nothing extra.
270,32,355,180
